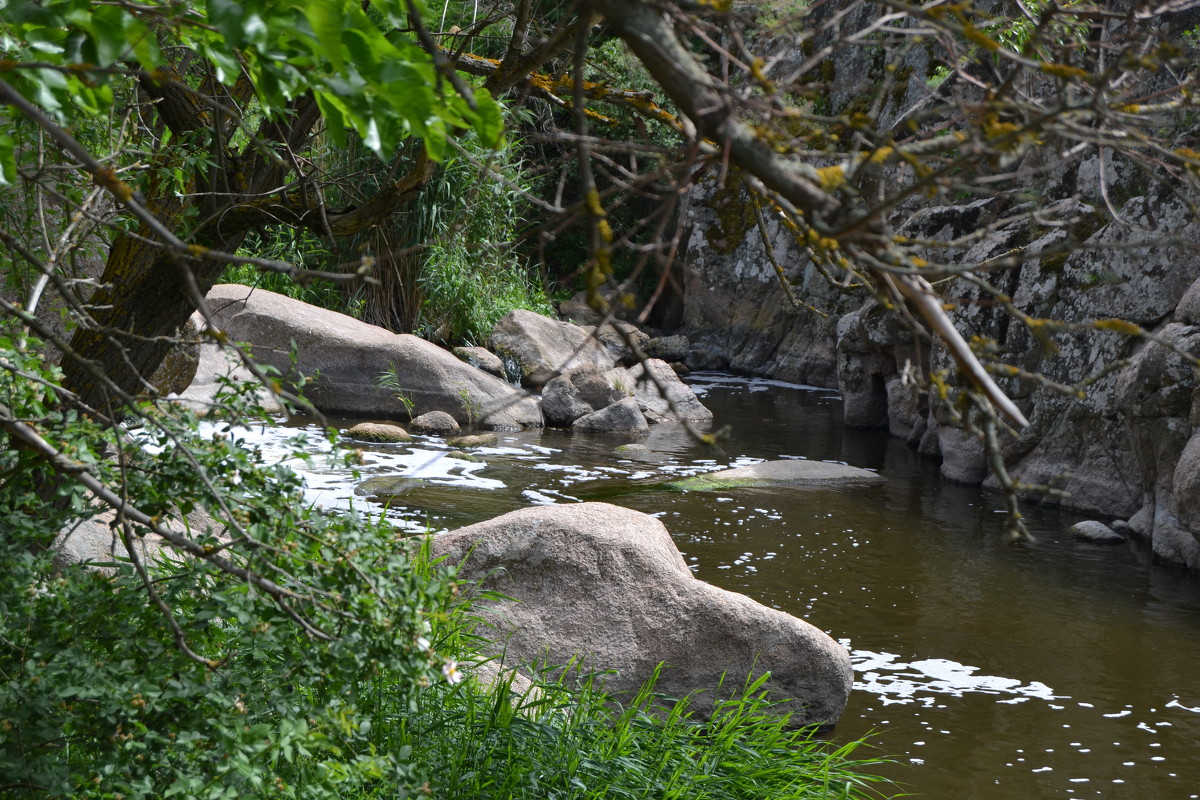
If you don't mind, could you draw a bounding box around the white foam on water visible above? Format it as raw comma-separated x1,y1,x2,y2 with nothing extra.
845,646,1063,706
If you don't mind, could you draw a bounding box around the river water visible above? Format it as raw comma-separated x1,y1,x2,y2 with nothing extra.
242,374,1200,799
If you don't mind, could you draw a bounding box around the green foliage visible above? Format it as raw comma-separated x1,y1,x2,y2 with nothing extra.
0,326,457,798
387,133,555,345
219,228,364,317
983,0,1091,59
0,0,503,165
394,663,894,799
376,365,418,417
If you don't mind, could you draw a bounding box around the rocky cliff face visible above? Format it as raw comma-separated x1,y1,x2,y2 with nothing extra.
678,172,1200,570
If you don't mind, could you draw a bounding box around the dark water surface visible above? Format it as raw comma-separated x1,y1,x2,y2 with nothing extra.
249,375,1200,799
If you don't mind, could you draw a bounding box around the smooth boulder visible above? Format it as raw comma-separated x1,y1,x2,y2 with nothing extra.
345,422,411,443
201,285,541,430
432,503,852,728
409,411,461,436
490,309,613,389
644,334,690,363
579,320,650,365
670,459,883,490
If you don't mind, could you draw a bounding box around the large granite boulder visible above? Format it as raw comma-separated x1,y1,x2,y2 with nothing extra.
432,503,853,728
490,309,614,389
200,285,541,430
54,505,225,573
177,337,285,414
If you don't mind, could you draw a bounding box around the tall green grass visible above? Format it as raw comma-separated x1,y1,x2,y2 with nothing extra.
384,663,897,799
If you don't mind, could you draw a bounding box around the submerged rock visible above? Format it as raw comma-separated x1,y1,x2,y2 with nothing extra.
354,476,424,498
614,443,653,460
1069,520,1125,544
448,432,498,448
670,459,883,490
431,503,853,728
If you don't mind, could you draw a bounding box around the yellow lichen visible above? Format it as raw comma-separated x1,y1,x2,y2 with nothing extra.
1039,62,1089,80
815,165,845,193
1094,318,1141,335
868,146,894,165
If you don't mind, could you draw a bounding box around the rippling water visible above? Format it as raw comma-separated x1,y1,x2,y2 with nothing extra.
227,375,1200,799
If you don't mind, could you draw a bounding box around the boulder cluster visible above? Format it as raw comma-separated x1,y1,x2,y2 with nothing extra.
182,284,713,438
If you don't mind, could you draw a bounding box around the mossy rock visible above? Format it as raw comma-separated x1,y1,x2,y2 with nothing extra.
667,460,883,491
354,476,425,498
345,422,411,443
448,433,499,449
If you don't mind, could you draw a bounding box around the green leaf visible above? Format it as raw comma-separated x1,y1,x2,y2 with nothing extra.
124,13,162,68
314,90,349,147
304,0,345,71
90,5,129,66
0,135,16,186
471,87,505,149
206,0,248,48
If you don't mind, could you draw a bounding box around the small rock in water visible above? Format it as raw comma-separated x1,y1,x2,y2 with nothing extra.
409,411,461,436
345,422,411,443
448,432,498,448
614,443,653,460
1069,520,1125,544
669,459,883,490
446,450,481,462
